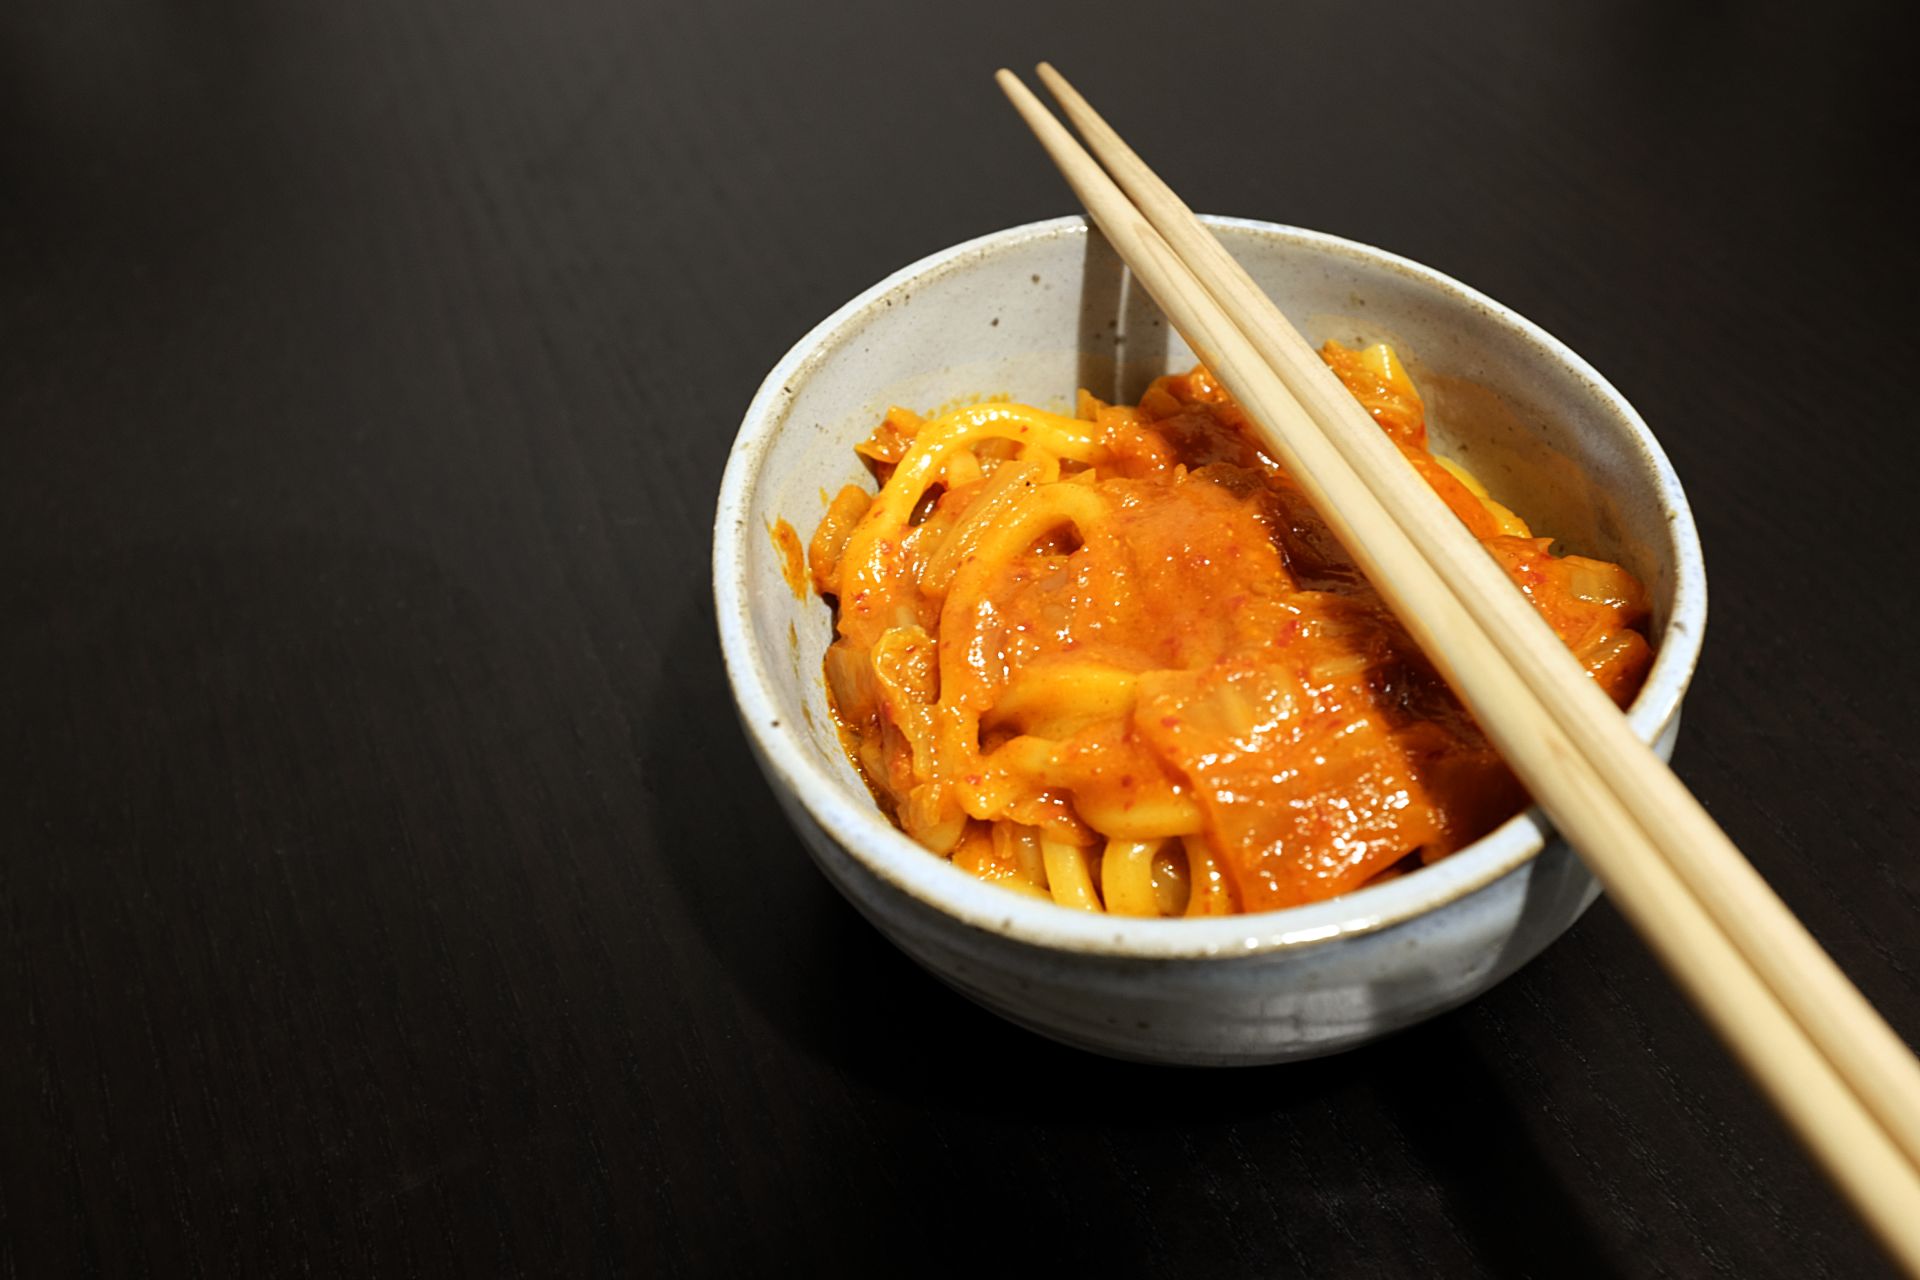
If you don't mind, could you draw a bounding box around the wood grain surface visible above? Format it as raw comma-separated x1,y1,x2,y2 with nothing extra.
3,2,1916,1275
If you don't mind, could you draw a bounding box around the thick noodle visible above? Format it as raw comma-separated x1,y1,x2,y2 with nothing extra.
811,348,1654,916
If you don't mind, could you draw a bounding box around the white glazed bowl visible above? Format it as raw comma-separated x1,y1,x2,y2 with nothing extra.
714,215,1706,1066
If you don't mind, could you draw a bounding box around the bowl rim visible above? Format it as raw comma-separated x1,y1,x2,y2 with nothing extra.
713,213,1707,960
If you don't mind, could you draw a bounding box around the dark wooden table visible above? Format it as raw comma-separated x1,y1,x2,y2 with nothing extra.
5,2,1917,1274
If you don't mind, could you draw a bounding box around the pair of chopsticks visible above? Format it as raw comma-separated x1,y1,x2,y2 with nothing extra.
999,64,1920,1271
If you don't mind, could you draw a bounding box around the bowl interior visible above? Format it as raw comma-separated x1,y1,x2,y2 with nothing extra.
719,215,1703,954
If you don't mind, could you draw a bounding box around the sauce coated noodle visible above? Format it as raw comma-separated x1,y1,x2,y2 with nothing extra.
807,344,1652,916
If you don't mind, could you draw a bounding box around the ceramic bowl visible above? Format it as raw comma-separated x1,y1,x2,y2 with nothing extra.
713,215,1706,1066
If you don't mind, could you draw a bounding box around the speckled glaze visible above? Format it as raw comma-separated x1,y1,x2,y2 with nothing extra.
713,216,1707,1065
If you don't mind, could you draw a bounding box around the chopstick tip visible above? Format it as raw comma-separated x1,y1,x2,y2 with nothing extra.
995,68,1040,110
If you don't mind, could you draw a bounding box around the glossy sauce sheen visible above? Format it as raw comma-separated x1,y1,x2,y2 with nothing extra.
810,348,1653,914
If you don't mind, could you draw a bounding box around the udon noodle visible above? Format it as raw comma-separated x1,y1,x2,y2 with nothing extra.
806,343,1652,916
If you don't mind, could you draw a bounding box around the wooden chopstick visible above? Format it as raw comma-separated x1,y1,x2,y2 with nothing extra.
995,67,1920,1271
1031,59,1920,1182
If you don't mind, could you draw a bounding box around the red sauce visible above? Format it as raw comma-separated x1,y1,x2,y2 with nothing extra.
809,351,1653,913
